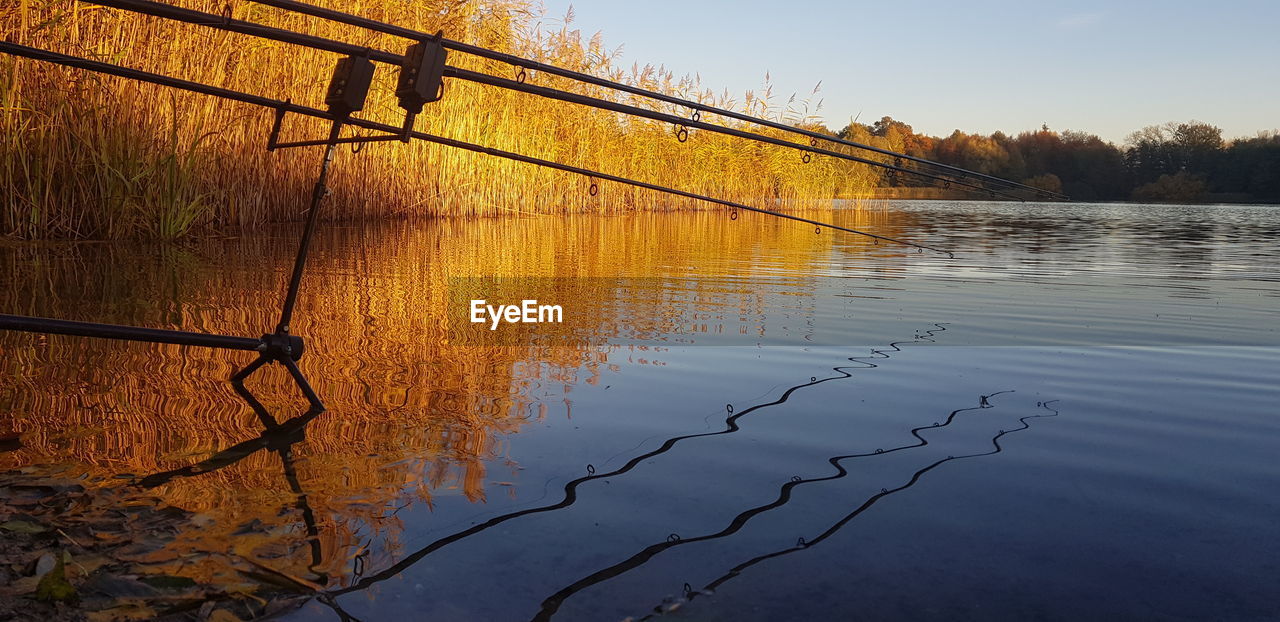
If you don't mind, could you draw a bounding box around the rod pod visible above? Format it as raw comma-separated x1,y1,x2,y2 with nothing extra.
0,55,382,413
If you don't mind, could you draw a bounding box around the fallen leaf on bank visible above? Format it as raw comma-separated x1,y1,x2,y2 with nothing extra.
35,554,76,602
1,519,49,534
81,573,159,599
236,558,324,593
3,575,41,597
236,569,311,593
138,574,198,589
208,609,244,622
220,580,260,594
66,553,112,579
84,601,158,622
114,537,180,564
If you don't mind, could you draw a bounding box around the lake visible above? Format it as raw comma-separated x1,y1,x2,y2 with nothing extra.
1,200,1277,620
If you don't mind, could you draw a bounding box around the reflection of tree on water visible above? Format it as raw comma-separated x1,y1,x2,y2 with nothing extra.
0,211,939,618
1,320,964,619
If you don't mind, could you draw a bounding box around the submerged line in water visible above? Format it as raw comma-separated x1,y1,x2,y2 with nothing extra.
634,400,1062,621
323,325,950,598
528,390,1020,620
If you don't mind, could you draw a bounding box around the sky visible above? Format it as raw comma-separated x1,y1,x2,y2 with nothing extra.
534,0,1279,145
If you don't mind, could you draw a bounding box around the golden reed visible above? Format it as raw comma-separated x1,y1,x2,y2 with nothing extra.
0,0,875,240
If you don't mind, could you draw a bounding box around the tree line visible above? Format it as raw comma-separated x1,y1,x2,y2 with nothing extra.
826,117,1280,203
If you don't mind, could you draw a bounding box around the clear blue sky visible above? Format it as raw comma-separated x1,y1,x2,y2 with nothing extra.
535,1,1279,144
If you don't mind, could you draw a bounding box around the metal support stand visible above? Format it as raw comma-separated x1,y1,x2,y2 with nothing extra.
277,119,342,336
0,120,350,413
1,50,432,414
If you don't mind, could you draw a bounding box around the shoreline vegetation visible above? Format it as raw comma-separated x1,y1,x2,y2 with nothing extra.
1,0,860,241
2,1,1277,242
839,117,1279,206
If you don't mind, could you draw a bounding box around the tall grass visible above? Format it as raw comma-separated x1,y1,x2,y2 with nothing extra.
0,0,871,239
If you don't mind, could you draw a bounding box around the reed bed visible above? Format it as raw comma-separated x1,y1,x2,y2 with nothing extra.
0,0,870,240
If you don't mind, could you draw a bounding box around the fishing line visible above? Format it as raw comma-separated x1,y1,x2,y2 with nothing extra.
529,390,1022,620
634,400,1061,620
593,322,949,473
303,324,950,597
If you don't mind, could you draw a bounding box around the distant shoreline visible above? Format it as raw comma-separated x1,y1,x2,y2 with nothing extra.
856,187,1277,205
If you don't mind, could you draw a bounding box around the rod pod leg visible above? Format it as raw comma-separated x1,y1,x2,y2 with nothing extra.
277,118,344,336
279,356,325,413
232,354,272,384
233,117,345,413
230,325,325,412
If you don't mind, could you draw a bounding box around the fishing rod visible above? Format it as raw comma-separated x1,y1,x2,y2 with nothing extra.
82,0,1028,204
247,0,1067,201
0,12,955,409
0,41,952,255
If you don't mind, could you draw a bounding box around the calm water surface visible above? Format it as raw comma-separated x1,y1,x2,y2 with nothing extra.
1,201,1277,620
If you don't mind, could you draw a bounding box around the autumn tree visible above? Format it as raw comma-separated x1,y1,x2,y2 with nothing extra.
1125,121,1223,185
1216,132,1280,201
828,116,1273,203
932,130,1009,175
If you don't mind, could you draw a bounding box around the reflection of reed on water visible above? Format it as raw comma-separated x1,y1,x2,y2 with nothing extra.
0,207,925,591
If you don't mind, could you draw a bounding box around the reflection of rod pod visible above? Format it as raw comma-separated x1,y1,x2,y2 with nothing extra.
0,48,444,412
135,381,329,578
